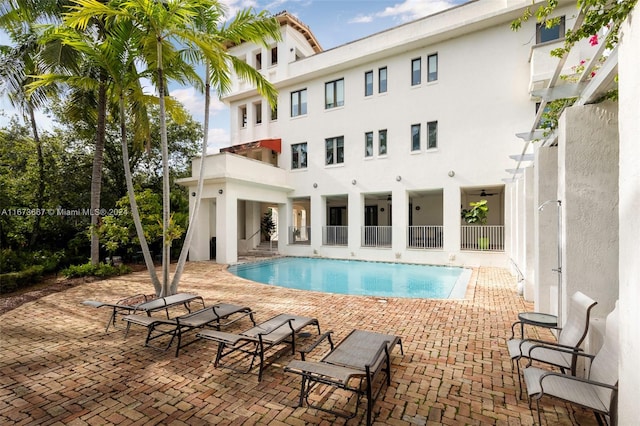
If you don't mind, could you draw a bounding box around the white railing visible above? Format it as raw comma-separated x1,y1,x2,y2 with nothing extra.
323,226,348,246
408,225,443,249
289,226,311,245
361,226,392,247
460,225,504,251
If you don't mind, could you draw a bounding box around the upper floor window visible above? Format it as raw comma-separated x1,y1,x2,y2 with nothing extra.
365,71,373,97
291,89,307,117
379,129,387,155
411,58,421,86
255,52,262,70
240,105,247,128
254,102,262,124
427,54,438,82
536,16,565,43
411,124,421,151
271,46,278,65
365,132,373,157
271,104,278,121
292,143,307,169
427,121,438,149
325,136,344,165
379,67,387,93
325,78,344,109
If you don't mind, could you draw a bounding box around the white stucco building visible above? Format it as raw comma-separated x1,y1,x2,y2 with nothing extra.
178,0,639,420
179,0,597,268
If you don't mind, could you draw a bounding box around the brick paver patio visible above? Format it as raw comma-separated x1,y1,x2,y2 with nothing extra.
0,262,599,425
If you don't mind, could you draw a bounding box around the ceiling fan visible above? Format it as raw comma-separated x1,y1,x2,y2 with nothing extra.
478,189,498,197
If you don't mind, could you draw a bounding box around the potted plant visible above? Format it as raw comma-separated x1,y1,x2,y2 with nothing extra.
461,199,489,249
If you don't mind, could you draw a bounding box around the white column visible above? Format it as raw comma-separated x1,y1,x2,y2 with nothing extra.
534,145,559,314
617,9,640,423
187,192,210,261
558,102,619,322
348,192,363,253
392,189,408,257
523,166,535,301
216,191,238,264
443,185,461,257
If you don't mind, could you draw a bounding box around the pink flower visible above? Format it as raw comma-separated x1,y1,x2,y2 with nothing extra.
589,34,599,46
590,71,596,78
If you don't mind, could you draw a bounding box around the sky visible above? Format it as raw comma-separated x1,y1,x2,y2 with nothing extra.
0,0,466,152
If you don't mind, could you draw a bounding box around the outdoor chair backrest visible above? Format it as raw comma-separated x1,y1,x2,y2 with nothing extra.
590,302,619,407
557,291,597,347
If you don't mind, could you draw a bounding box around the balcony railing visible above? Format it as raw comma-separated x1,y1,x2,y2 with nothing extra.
361,226,392,248
323,226,348,246
460,225,504,251
408,225,443,249
289,226,311,245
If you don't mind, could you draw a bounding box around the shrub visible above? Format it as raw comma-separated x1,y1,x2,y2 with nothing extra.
61,262,131,279
0,265,45,294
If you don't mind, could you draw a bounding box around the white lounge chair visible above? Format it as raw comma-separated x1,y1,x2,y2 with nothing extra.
507,291,597,396
523,302,618,425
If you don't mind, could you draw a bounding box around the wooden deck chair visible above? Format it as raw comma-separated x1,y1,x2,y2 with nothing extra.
197,313,321,381
524,302,618,425
123,303,255,357
285,329,404,426
507,291,597,396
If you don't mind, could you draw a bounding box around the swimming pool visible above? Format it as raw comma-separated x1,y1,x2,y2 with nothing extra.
228,257,471,299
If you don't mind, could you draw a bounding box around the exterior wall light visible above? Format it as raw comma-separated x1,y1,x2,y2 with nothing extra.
352,179,357,185
396,175,402,181
218,189,223,194
448,170,455,177
313,183,318,188
191,192,196,197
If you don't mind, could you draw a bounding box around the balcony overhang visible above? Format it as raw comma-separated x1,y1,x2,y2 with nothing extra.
220,138,282,154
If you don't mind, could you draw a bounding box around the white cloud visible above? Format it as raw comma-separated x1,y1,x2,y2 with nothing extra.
351,0,459,24
207,127,232,153
171,86,227,121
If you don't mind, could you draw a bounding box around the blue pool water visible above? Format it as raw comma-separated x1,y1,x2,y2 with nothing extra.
228,257,471,299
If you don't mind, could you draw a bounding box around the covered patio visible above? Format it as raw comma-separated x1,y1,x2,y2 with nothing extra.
0,262,599,425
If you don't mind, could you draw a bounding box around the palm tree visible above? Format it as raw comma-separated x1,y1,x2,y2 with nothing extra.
169,6,281,293
0,26,56,248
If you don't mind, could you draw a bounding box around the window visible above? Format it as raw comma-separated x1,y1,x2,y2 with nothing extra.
365,132,373,157
255,52,262,70
240,105,247,128
411,58,421,86
365,71,373,96
325,136,344,165
379,130,387,155
271,104,278,121
536,16,565,43
270,46,278,65
427,54,438,82
379,67,387,93
411,124,421,151
325,78,344,109
254,102,262,124
292,143,307,169
291,89,307,117
427,121,438,149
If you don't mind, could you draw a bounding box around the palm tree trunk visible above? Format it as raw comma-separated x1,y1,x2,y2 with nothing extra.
170,62,211,293
89,75,107,265
27,101,44,248
156,37,171,297
119,92,161,294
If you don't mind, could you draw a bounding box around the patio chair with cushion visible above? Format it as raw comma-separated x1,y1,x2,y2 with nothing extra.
197,313,321,381
524,302,618,425
507,291,597,396
285,329,404,426
123,303,255,357
83,293,205,332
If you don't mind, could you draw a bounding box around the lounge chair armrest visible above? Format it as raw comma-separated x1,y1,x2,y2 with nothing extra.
364,340,393,370
117,294,149,305
538,371,618,395
298,331,334,360
527,342,592,359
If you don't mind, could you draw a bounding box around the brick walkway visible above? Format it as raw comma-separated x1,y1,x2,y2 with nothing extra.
0,262,598,425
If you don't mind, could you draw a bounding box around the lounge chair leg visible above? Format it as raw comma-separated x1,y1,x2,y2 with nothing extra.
535,398,542,425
